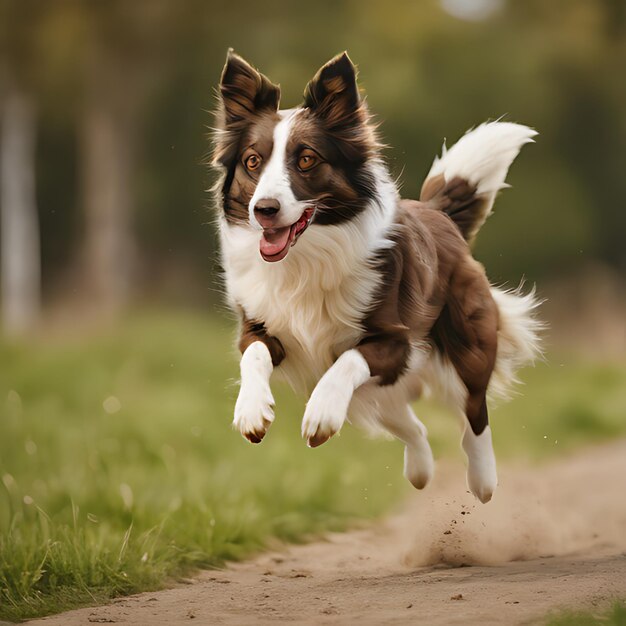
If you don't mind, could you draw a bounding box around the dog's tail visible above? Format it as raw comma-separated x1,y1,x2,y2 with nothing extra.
488,285,544,400
420,121,537,244
421,121,542,396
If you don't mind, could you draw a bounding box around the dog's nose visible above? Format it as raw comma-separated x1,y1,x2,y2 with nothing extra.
254,198,281,227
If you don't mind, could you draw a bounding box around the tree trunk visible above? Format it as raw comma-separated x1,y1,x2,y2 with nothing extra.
80,49,139,315
0,87,41,335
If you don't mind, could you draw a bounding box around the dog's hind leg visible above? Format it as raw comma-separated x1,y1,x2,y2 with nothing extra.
431,258,499,502
461,394,497,503
380,403,434,490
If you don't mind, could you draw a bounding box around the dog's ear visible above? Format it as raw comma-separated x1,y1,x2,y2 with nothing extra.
219,50,280,124
303,52,360,125
214,50,280,168
303,52,377,162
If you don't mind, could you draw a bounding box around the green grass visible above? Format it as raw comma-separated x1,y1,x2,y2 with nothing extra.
1,311,625,621
546,601,626,625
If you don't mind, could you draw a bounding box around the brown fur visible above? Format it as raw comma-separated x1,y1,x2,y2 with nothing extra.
238,310,285,367
287,109,377,225
221,111,281,224
213,52,281,224
421,173,493,245
302,52,379,163
213,51,280,168
357,203,498,435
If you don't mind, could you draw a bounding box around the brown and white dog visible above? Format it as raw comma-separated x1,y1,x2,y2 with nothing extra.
212,50,541,503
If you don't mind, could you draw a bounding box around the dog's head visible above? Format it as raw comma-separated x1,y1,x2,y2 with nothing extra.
212,50,380,262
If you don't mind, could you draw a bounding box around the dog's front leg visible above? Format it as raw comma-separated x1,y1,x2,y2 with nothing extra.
234,316,285,444
302,331,410,447
301,349,371,448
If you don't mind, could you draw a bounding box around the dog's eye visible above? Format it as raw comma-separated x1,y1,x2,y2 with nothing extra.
244,153,262,171
298,149,319,172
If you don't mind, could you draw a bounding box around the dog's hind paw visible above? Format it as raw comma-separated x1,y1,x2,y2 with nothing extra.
404,440,434,490
467,464,497,503
463,426,498,503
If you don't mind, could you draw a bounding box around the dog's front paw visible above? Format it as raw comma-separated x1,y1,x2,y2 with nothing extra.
233,380,275,444
301,382,349,448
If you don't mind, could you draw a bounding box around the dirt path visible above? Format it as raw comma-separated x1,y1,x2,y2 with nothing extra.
30,441,626,625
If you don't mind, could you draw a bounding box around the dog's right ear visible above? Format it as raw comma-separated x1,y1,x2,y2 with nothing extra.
218,50,280,126
213,50,280,168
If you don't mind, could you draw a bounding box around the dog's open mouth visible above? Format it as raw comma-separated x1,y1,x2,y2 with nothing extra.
259,208,315,262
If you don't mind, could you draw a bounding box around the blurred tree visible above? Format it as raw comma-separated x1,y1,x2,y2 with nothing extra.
0,0,44,334
79,31,139,313
2,0,624,320
77,2,174,313
0,80,40,335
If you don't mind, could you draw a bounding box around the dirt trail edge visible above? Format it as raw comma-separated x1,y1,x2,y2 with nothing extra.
30,440,626,626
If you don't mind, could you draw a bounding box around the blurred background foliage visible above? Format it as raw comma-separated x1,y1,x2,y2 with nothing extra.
0,0,625,329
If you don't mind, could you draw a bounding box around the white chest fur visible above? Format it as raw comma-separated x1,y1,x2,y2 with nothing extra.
220,220,378,393
219,161,399,395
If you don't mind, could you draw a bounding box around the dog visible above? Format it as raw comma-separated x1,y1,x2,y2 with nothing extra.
212,50,541,503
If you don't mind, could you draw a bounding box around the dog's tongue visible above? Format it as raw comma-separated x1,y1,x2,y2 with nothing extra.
260,226,293,262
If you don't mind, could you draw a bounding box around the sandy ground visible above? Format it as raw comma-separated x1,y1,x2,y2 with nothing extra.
29,440,626,625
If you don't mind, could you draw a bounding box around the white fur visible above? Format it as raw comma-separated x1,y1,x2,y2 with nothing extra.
489,285,543,399
427,121,537,237
418,348,468,412
462,425,498,503
233,341,275,441
416,354,497,502
374,399,434,490
301,349,371,445
249,109,306,228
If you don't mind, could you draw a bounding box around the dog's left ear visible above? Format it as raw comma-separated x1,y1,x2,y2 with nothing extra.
303,52,377,161
303,52,360,124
